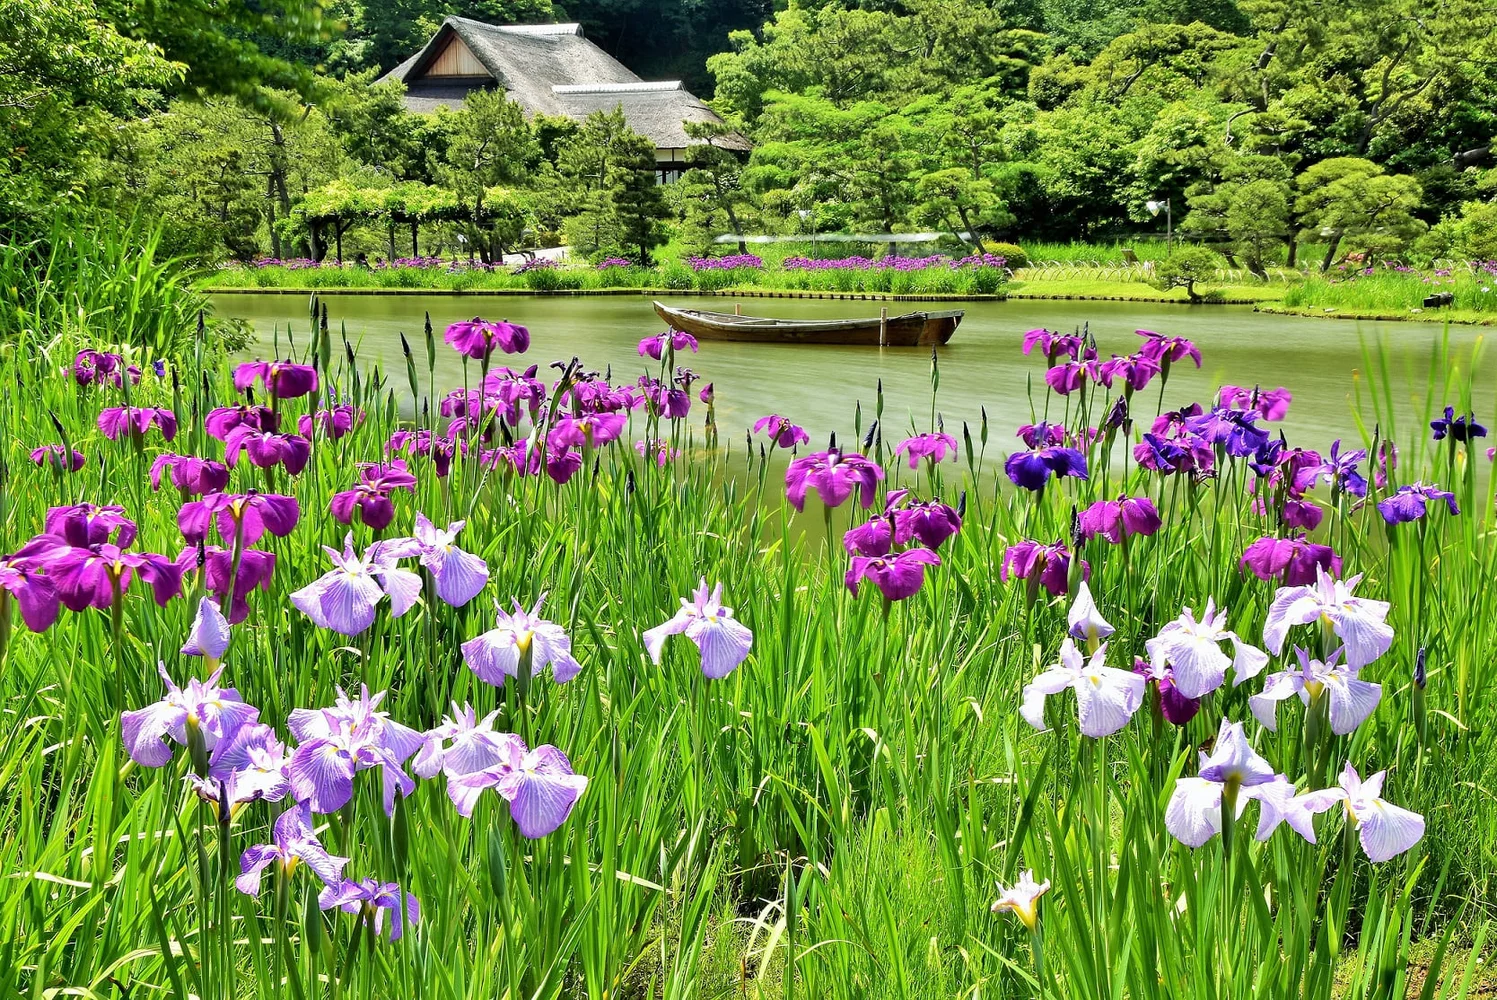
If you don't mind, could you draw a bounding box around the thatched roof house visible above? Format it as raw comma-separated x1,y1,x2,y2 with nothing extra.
380,19,748,180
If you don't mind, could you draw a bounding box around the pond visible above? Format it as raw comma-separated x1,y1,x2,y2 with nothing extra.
211,292,1493,456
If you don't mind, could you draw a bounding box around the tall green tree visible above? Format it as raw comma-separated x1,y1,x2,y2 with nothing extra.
1294,157,1425,269
607,132,669,263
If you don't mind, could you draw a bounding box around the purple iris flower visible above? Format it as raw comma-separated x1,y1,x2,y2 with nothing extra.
177,545,276,624
1151,404,1203,437
44,503,137,548
178,492,300,546
299,405,362,439
1077,496,1160,543
1134,432,1211,475
1295,440,1368,497
120,663,259,767
445,737,588,838
224,427,312,475
319,879,421,941
444,318,530,359
205,404,278,441
565,377,639,415
1016,422,1066,448
1186,407,1268,458
98,406,177,442
413,703,518,809
291,534,422,636
1323,763,1425,862
893,432,958,469
637,329,699,360
285,685,424,814
548,412,627,450
1043,361,1088,395
895,495,962,550
486,440,583,484
1091,353,1161,393
182,596,231,660
379,514,489,607
30,445,85,473
47,543,181,611
1247,439,1284,478
1378,482,1459,524
74,350,139,387
1430,406,1487,443
784,448,884,511
843,511,909,557
1133,657,1200,725
1021,329,1088,363
642,578,754,678
636,438,679,467
485,366,548,422
1164,720,1279,848
150,454,231,496
638,375,691,419
237,802,348,897
329,461,418,531
207,721,291,803
1249,647,1381,735
1219,384,1292,421
0,537,67,633
1003,446,1087,492
1281,499,1324,530
233,360,319,400
1240,535,1341,587
389,429,463,478
1000,539,1088,598
753,415,810,449
699,382,713,404
461,594,582,687
1021,638,1143,738
1373,439,1396,490
1134,330,1201,368
1263,566,1392,669
846,548,941,601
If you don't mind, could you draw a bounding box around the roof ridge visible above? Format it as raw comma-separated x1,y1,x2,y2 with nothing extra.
445,16,583,36
551,81,683,94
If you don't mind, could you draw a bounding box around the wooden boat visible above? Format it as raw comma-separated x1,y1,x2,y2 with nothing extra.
653,301,962,347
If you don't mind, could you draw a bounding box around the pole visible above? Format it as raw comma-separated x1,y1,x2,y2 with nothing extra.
879,307,888,349
1166,199,1172,248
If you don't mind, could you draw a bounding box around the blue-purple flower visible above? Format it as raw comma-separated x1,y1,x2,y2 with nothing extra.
445,737,588,838
121,664,259,767
642,578,753,678
237,802,348,897
1004,446,1087,492
1377,483,1458,524
290,534,422,636
1430,406,1487,443
319,878,421,940
461,594,582,687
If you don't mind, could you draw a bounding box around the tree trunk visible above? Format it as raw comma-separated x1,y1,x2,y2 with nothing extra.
310,222,322,263
1286,239,1298,268
267,176,282,259
411,221,419,258
335,221,343,266
388,222,396,264
1319,233,1342,273
956,206,984,252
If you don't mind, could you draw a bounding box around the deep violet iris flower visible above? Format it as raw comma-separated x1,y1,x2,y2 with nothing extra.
445,737,589,838
329,461,418,531
1295,440,1368,497
1077,496,1160,543
1430,405,1487,443
1000,539,1088,598
44,503,136,548
1262,566,1392,669
1219,384,1292,422
177,545,276,624
47,543,181,611
1133,657,1200,725
236,802,348,897
637,329,699,360
785,448,884,511
1249,647,1381,735
1016,422,1066,448
642,578,753,678
1377,483,1459,524
1186,406,1268,458
285,685,424,815
150,454,230,496
120,663,259,767
461,594,582,687
318,879,421,941
894,432,959,469
1004,446,1087,492
444,318,530,359
178,492,300,547
846,548,941,601
485,439,583,484
233,360,319,400
1021,638,1143,738
205,404,278,441
753,415,810,449
98,406,177,442
30,445,85,473
291,534,422,636
224,427,312,474
380,514,489,607
1240,534,1341,586
1133,432,1211,475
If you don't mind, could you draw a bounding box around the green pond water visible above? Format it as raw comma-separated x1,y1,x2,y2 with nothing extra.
211,293,1494,454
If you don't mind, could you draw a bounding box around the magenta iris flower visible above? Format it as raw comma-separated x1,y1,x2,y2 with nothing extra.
233,360,319,400
753,415,810,449
150,454,230,496
485,365,548,420
548,412,627,450
389,429,463,477
286,685,424,814
1187,407,1268,458
1430,405,1487,443
1000,539,1087,597
30,445,85,473
98,406,177,442
1240,534,1340,586
224,427,312,474
1043,361,1088,395
846,548,941,601
237,802,348,897
380,514,489,607
329,461,418,531
635,439,679,467
205,404,278,441
642,578,753,678
785,448,884,511
1378,482,1459,524
1132,657,1200,725
207,721,291,803
1263,566,1392,669
1021,638,1143,738
120,663,259,767
638,375,691,419
45,503,137,548
73,350,140,388
291,534,422,636
1281,498,1323,530
1091,353,1161,392
461,594,582,687
0,537,66,633
178,492,300,546
299,404,362,439
48,543,181,611
182,596,231,660
1077,496,1160,543
319,879,421,941
1219,384,1292,421
881,489,961,549
1004,446,1087,492
1021,329,1087,363
486,440,583,484
638,329,699,360
1135,330,1201,368
565,377,640,415
844,510,909,557
894,432,958,469
445,737,588,838
444,317,530,358
1249,647,1381,735
177,545,276,624
1016,422,1066,448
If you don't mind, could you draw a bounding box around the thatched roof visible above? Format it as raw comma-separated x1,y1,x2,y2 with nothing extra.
380,18,747,152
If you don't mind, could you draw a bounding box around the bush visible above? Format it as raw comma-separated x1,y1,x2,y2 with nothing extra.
657,261,694,290
986,242,1027,268
1153,245,1223,301
969,266,1005,294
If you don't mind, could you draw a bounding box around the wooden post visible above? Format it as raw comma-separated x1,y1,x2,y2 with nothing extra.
879,307,888,348
735,302,742,315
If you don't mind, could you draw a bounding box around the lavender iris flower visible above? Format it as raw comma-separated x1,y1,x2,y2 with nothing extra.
1249,647,1381,735
380,514,489,607
413,703,520,811
224,427,312,475
44,503,137,548
1145,599,1269,699
0,538,65,633
1000,539,1087,598
1245,776,1342,844
462,594,582,687
237,803,349,897
178,492,300,547
206,403,278,441
319,879,421,940
1322,763,1426,862
1430,405,1487,443
98,406,177,442
444,318,530,358
182,596,231,661
291,534,422,636
784,448,884,511
233,360,319,400
445,737,588,838
642,578,754,678
1377,482,1459,524
753,415,810,449
208,721,291,803
1021,638,1144,738
150,454,230,496
1239,534,1341,586
1077,496,1160,543
48,543,182,610
30,445,85,473
846,548,941,601
121,664,259,767
285,685,424,814
893,433,959,469
1004,446,1087,492
637,329,699,360
1066,581,1114,646
1164,720,1277,848
329,461,418,531
1262,566,1392,668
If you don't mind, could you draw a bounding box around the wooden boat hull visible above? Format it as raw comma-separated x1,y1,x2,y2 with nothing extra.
653,301,961,347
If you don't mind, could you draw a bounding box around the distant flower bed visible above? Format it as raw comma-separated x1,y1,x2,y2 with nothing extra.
782,253,1007,272
686,254,764,271
1280,258,1497,315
